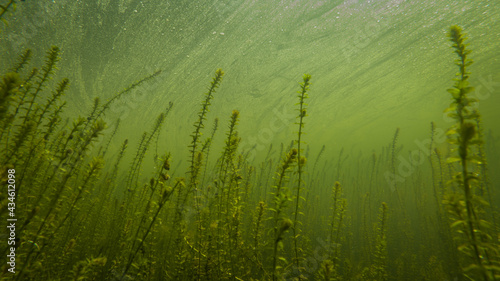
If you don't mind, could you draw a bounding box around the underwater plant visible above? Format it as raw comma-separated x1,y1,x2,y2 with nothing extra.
0,0,15,27
1,3,499,279
328,181,347,267
201,117,219,186
364,202,388,281
443,25,499,281
188,68,224,190
292,74,311,279
271,148,297,281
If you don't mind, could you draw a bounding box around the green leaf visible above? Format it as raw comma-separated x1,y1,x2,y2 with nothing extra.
468,139,483,145
446,128,457,135
468,155,483,164
457,244,471,253
467,173,480,181
478,219,492,229
485,266,500,275
465,112,480,119
450,220,465,228
463,263,480,272
463,86,474,94
444,105,456,113
447,88,461,99
458,80,470,89
447,157,461,164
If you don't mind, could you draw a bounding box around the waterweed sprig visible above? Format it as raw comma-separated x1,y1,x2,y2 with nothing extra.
292,73,311,279
271,148,297,281
36,78,69,127
0,0,16,25
201,117,219,186
99,118,121,158
168,69,223,279
23,46,60,126
120,177,181,280
42,101,66,142
0,72,21,126
87,70,162,127
188,68,224,189
11,49,32,73
128,153,172,275
15,118,106,281
154,102,174,165
36,156,104,256
444,25,497,281
329,181,347,262
369,202,389,281
108,139,128,187
128,111,168,194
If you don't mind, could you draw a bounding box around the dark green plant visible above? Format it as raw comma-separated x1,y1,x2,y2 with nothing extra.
87,70,161,129
168,69,223,280
36,78,69,127
188,68,224,189
444,25,498,281
253,201,266,258
127,110,170,195
10,49,32,73
201,117,219,186
154,101,174,165
292,73,311,279
0,72,20,124
121,164,181,280
316,259,335,281
109,139,128,185
305,144,325,204
329,181,347,263
99,117,121,157
0,0,16,27
364,202,388,281
218,110,240,218
22,46,60,126
126,131,147,191
2,119,34,165
271,148,297,281
0,49,38,146
70,256,107,281
209,109,241,279
35,156,104,257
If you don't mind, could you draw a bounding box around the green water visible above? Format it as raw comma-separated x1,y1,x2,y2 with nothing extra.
0,1,499,280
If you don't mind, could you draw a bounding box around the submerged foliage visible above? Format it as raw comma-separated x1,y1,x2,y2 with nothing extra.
0,24,498,281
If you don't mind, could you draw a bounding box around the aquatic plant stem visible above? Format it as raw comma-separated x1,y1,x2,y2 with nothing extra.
0,0,15,21
292,74,311,279
120,179,180,280
447,25,491,281
272,148,297,281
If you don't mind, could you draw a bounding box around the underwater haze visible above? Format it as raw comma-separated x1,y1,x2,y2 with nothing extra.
0,0,499,280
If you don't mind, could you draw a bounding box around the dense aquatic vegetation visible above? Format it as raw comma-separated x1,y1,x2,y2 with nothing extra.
0,4,499,280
